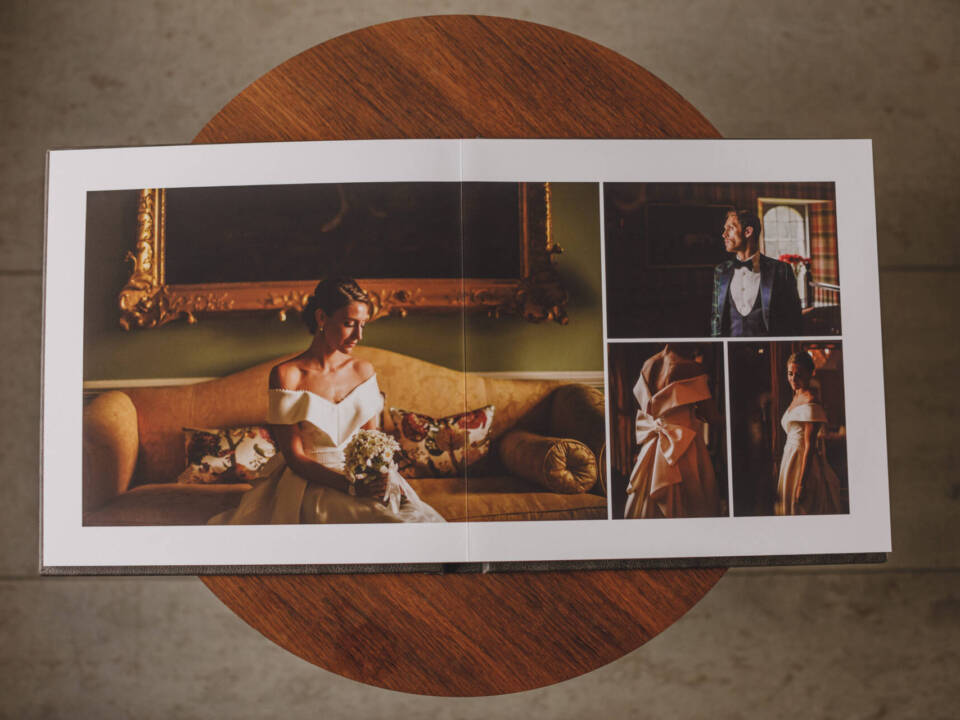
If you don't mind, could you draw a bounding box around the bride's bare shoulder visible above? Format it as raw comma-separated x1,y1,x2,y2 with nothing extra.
269,359,305,390
349,357,376,382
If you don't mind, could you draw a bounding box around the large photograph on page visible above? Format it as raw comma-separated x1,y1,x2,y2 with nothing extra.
81,181,608,528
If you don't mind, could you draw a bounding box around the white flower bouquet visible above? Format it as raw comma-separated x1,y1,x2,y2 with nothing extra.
343,429,403,513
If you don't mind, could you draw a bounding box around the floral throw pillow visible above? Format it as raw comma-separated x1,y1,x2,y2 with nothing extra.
176,426,278,484
388,406,495,478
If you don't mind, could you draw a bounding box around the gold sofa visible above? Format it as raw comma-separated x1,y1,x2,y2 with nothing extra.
82,347,607,525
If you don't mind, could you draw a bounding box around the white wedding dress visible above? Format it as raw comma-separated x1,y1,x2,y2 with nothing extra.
209,374,445,524
775,401,843,516
624,372,721,519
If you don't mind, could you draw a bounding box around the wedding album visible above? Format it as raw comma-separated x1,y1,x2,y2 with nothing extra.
41,139,891,573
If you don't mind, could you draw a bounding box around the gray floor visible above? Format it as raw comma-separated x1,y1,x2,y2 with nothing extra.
2,1,958,716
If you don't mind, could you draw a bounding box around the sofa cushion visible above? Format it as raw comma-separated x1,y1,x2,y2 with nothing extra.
389,406,494,477
177,426,278,484
498,430,597,494
83,483,251,526
407,475,607,523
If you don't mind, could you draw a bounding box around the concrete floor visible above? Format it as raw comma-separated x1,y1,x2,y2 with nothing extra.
2,1,958,716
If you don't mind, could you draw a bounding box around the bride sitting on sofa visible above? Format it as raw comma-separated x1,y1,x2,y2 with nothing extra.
209,277,445,525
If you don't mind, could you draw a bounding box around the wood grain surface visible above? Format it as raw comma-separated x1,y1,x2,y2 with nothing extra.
196,15,726,696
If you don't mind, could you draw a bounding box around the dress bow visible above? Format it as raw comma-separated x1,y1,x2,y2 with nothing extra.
635,412,696,466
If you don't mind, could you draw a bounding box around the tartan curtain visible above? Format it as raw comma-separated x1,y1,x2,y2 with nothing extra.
809,201,839,285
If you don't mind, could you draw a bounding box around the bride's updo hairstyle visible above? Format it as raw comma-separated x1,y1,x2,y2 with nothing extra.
787,350,815,377
302,277,373,334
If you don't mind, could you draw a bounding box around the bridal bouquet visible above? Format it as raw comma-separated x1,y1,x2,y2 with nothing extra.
343,429,403,513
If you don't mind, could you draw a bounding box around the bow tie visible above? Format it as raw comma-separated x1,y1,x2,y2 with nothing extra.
732,257,756,270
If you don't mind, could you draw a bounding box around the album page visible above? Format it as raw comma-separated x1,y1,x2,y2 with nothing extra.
41,139,890,573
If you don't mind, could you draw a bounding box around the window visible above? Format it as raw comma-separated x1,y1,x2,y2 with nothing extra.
761,203,808,260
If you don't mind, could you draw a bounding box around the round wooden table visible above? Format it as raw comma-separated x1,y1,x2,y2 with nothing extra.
197,15,726,697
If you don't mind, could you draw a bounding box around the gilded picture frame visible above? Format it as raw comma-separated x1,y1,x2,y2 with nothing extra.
118,183,567,330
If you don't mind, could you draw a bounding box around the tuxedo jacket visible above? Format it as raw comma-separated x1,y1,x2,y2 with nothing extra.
710,254,803,337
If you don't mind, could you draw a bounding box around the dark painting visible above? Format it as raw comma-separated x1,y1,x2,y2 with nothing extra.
164,182,523,285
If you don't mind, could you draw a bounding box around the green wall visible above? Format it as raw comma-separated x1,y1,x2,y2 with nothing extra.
83,183,603,380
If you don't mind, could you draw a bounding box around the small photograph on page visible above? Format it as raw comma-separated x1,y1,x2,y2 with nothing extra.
603,182,842,339
606,342,728,519
728,341,849,517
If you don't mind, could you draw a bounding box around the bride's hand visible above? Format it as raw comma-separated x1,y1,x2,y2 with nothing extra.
356,470,388,499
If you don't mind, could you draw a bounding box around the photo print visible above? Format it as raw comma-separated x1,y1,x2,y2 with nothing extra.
728,341,849,517
606,342,728,520
604,182,841,339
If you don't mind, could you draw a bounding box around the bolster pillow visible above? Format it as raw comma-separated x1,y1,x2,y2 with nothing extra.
498,429,597,494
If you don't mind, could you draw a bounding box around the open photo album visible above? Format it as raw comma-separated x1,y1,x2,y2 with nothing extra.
41,139,891,573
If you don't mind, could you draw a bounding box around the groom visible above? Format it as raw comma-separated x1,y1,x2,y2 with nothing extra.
710,209,803,337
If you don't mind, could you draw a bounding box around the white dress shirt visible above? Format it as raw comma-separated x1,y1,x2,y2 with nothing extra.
730,254,761,317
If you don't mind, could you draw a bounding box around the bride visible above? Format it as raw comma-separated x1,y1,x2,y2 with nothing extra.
774,351,843,516
210,277,445,524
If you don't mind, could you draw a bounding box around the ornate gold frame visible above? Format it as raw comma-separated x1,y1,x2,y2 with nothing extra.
119,183,567,329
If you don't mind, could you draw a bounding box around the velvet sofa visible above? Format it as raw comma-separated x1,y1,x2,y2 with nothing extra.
82,347,607,525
